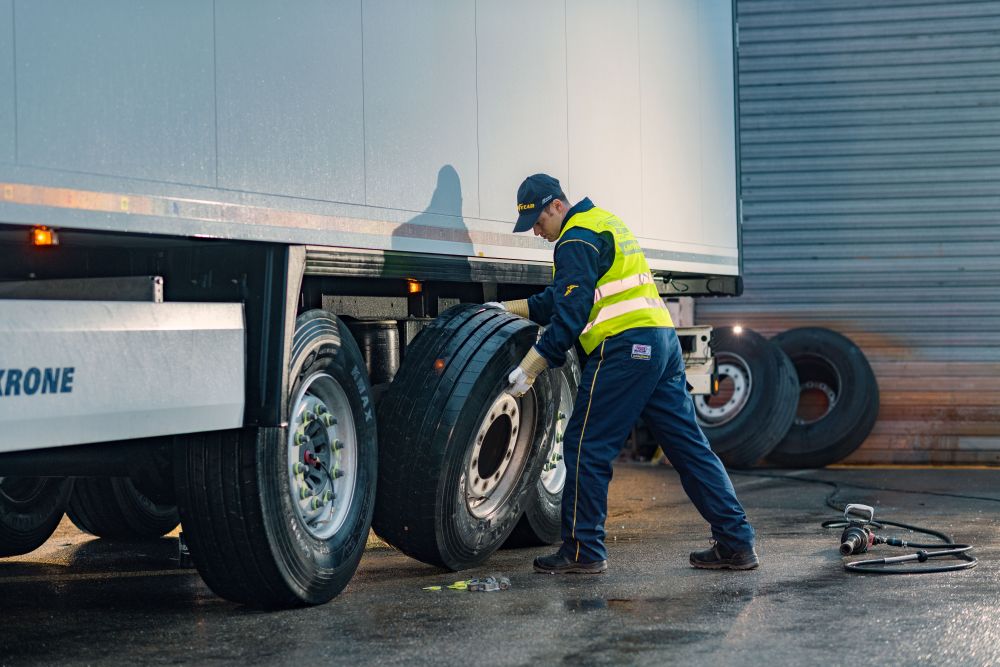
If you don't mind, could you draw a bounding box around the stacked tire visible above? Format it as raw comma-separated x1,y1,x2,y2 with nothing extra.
695,325,879,468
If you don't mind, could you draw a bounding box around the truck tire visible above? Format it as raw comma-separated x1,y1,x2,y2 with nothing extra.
0,477,73,557
175,310,377,607
693,326,798,468
374,304,555,570
503,347,581,547
67,478,179,539
767,327,879,468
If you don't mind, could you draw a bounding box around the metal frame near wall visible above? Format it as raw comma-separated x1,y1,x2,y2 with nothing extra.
698,0,1000,464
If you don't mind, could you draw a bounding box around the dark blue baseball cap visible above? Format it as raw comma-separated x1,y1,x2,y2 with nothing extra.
514,173,565,232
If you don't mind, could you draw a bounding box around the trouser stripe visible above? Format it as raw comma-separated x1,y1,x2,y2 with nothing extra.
571,339,606,561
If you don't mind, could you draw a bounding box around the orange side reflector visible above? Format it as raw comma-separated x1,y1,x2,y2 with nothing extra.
31,226,59,246
407,279,422,294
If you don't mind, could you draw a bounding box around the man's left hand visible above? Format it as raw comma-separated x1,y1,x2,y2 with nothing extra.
505,347,549,398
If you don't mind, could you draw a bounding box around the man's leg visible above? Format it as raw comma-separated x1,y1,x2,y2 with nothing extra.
535,335,660,572
640,329,757,563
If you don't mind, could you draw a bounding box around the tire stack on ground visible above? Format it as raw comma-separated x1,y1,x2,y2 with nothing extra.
695,326,879,468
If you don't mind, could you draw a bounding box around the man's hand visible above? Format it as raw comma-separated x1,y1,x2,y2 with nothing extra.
505,347,549,398
483,301,506,310
507,366,533,397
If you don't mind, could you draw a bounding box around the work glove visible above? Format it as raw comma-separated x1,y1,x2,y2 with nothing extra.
506,347,548,398
484,299,530,318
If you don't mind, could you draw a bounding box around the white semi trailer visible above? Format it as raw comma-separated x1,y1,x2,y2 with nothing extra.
0,0,741,607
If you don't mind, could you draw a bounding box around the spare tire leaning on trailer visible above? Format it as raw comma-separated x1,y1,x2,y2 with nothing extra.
374,304,556,570
175,310,377,608
0,477,73,557
767,327,879,468
67,478,179,539
693,326,799,468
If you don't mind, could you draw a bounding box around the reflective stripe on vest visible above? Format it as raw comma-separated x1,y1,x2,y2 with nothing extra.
593,271,654,303
556,206,673,353
580,296,670,336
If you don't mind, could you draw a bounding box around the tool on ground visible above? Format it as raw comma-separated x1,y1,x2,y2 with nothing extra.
822,503,977,574
422,576,511,592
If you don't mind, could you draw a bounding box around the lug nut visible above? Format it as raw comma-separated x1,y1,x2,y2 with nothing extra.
321,414,337,427
295,431,310,446
332,439,344,451
299,485,313,500
293,462,308,475
334,468,345,479
558,411,567,420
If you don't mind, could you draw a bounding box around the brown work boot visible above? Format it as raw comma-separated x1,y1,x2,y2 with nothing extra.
689,541,759,570
533,551,608,574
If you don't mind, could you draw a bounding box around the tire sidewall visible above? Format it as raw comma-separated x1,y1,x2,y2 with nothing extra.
261,312,377,600
771,328,880,465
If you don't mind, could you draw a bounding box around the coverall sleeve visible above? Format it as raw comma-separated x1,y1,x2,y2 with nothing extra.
527,285,557,325
532,234,602,368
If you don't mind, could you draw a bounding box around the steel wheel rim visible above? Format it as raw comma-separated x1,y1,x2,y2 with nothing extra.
540,374,571,495
792,354,841,426
694,353,753,426
286,372,358,541
465,390,536,519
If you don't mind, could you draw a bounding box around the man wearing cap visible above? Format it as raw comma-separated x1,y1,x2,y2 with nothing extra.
487,173,758,573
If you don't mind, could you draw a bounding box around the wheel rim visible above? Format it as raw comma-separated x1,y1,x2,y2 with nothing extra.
0,477,48,509
465,390,536,519
792,354,841,426
287,372,358,541
694,353,753,426
540,373,571,495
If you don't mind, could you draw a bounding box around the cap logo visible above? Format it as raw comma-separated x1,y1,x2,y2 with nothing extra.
517,202,535,211
541,195,553,205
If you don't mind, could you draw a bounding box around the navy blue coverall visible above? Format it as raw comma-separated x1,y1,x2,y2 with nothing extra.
528,198,755,563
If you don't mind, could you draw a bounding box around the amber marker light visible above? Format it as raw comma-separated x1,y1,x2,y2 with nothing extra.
30,226,59,246
407,279,422,294
433,358,446,374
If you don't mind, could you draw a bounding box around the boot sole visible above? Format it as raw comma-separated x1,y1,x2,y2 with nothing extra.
689,559,759,571
533,563,607,575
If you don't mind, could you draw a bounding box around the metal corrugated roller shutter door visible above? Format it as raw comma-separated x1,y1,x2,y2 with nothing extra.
697,0,1000,464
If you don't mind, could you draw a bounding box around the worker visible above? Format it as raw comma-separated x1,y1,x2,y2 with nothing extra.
486,174,758,573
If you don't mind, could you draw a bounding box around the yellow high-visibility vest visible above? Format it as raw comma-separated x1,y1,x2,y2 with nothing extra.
556,206,673,354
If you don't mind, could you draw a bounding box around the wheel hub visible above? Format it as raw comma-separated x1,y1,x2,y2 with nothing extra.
287,372,357,540
694,354,753,426
465,391,535,519
540,374,571,495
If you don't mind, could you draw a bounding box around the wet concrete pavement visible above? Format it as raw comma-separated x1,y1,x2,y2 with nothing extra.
2,464,999,666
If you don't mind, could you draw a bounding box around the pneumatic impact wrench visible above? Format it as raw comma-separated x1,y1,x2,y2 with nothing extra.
838,504,876,556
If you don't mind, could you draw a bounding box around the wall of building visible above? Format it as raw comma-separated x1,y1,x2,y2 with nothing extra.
697,0,1000,464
